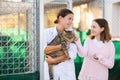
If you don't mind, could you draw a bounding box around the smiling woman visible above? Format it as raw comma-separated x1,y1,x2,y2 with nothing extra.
75,18,115,80
44,8,77,80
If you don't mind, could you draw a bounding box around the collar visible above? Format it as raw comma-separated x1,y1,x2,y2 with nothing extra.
93,38,104,47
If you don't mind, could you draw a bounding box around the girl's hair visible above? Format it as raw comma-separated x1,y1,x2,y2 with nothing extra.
91,18,111,42
54,8,73,24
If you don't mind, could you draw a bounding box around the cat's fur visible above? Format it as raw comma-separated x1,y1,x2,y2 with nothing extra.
47,30,75,80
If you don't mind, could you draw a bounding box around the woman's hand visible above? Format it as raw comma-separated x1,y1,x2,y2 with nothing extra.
74,36,79,41
46,55,55,64
74,31,79,41
93,53,99,60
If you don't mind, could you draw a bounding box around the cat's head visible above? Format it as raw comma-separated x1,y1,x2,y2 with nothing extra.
62,30,75,42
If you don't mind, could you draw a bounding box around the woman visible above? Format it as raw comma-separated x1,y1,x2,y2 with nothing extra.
75,18,115,80
44,8,77,80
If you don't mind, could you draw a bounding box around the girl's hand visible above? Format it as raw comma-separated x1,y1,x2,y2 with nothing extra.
74,36,79,41
73,30,79,41
46,55,55,64
93,53,99,60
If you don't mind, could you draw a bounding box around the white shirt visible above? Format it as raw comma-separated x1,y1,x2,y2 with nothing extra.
44,27,77,80
93,38,104,47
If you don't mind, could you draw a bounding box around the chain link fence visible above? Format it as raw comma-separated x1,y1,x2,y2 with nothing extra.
0,0,40,80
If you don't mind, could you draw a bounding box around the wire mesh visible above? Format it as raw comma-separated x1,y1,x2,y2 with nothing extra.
0,1,35,76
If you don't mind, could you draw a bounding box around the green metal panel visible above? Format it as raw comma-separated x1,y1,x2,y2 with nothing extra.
0,72,39,80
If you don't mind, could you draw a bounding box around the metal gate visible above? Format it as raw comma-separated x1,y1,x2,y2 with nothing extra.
0,0,41,80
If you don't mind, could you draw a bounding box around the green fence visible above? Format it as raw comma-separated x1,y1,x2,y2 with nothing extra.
0,29,37,80
0,72,39,80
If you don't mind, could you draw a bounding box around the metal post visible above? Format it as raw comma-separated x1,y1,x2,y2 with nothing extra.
18,13,20,35
103,0,105,17
39,0,44,80
67,0,73,10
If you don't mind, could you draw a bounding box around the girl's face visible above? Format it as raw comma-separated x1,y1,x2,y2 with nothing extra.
91,21,104,37
60,13,73,29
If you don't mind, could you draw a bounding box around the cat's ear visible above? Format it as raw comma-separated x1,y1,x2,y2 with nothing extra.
63,31,66,34
73,30,77,34
71,30,76,37
71,30,74,33
65,30,67,32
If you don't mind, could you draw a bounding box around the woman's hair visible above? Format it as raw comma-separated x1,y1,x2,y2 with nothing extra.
54,8,73,24
91,18,111,42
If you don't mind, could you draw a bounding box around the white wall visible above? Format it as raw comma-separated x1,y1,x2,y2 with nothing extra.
112,2,120,37
104,0,120,38
87,0,103,28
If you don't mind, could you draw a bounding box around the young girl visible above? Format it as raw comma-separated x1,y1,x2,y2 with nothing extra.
75,18,115,80
44,8,77,80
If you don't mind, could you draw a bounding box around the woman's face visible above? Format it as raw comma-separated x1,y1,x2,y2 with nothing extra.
60,13,73,29
91,21,104,37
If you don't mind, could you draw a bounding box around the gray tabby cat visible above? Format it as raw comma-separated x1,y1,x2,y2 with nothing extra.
47,30,75,80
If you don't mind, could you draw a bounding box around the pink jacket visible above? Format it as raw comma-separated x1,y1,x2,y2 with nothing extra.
75,38,115,80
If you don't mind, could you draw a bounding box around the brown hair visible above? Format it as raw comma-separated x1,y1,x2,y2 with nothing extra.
54,8,73,24
91,18,111,42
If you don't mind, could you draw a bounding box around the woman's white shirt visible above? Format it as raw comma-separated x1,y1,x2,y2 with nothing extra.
44,27,77,80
